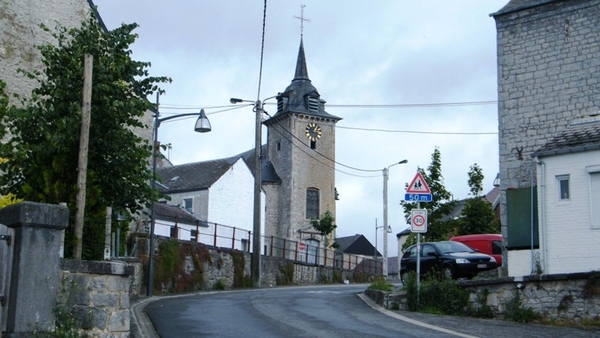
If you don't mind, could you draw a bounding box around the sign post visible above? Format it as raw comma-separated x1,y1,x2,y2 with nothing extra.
404,172,432,299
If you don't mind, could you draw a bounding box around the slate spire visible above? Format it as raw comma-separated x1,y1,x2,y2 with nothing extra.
293,38,310,82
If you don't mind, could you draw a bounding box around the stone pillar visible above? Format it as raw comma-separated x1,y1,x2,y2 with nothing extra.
0,202,68,335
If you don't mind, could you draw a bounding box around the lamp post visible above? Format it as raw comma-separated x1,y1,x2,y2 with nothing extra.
147,93,211,297
230,93,289,288
382,159,408,278
229,97,266,288
375,220,386,275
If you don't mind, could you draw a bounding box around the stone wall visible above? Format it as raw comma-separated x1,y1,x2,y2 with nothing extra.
58,260,138,338
384,272,600,323
134,235,367,296
0,0,92,104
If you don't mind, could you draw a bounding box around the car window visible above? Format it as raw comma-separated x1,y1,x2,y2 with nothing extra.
403,246,417,258
437,241,473,254
436,242,452,254
492,240,502,254
422,244,435,257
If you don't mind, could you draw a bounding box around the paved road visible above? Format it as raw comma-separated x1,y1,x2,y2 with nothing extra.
137,284,599,337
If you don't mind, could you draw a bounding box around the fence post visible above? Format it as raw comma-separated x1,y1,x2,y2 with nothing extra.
282,239,286,259
247,231,251,252
195,221,199,243
232,227,236,250
295,241,298,261
213,223,217,247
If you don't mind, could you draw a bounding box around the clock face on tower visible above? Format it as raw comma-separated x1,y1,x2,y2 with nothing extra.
305,122,322,141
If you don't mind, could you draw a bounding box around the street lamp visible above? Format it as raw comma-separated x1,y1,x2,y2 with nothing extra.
147,93,211,297
374,220,389,275
382,159,408,278
229,96,267,288
229,93,291,288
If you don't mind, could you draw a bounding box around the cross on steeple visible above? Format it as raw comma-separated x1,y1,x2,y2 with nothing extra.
293,4,311,37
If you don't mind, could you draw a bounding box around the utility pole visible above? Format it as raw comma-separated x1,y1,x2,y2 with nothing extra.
74,54,93,259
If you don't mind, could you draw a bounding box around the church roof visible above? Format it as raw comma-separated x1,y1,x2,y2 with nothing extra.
533,114,600,157
238,145,282,184
491,0,559,16
336,234,380,257
266,38,341,123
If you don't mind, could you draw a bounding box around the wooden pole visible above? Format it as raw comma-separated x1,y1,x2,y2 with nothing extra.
74,54,93,259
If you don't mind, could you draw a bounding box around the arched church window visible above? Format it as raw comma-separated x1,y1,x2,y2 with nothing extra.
306,188,320,220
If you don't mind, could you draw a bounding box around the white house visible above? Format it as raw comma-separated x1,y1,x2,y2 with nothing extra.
155,156,263,251
510,115,600,276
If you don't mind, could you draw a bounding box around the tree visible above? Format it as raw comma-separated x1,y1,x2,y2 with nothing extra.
310,210,336,246
456,164,497,235
400,147,456,249
0,16,170,259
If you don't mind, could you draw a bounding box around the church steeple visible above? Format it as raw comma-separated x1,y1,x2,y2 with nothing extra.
268,39,341,122
293,38,310,82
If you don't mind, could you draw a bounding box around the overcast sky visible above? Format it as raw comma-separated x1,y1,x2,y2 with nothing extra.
93,0,508,257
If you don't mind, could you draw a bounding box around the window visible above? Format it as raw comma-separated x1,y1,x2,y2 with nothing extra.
492,241,502,255
588,169,600,229
403,246,417,258
191,229,198,242
277,141,281,151
241,238,249,252
557,175,570,200
422,244,435,257
306,188,320,220
183,198,193,212
310,140,316,150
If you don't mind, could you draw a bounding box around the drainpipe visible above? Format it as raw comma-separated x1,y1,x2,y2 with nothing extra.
535,158,547,274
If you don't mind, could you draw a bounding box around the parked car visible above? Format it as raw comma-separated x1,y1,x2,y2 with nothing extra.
399,241,497,284
450,234,503,266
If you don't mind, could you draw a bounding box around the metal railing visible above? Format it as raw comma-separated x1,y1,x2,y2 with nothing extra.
149,220,382,274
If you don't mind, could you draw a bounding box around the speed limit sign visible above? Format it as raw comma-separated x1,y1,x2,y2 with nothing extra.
411,209,427,233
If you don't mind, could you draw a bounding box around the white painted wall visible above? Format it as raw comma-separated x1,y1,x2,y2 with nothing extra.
536,150,600,274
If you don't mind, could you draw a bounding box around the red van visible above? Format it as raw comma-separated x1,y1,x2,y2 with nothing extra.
449,234,503,266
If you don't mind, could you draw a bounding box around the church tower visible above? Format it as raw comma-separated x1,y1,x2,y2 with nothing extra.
263,38,342,248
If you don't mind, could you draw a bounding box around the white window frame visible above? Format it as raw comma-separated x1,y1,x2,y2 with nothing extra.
556,175,570,201
586,165,600,229
183,198,193,213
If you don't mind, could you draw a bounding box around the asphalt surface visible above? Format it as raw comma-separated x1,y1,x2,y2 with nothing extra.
131,287,600,338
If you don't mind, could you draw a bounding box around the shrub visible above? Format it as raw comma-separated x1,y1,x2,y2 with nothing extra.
368,277,393,292
505,291,540,323
403,271,469,315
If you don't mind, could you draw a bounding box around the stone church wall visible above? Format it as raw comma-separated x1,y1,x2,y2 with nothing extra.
0,0,91,103
493,0,600,267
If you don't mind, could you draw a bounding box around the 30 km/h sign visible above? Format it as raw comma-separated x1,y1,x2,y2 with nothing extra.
411,209,428,233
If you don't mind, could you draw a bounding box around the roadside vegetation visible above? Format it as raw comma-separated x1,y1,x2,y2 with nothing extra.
0,15,170,260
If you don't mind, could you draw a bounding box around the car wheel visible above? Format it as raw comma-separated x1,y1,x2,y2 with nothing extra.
442,266,454,279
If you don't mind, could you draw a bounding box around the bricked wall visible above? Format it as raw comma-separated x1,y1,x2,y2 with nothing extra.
493,0,600,272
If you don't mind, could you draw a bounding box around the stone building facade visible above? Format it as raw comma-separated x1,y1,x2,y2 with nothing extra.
491,0,600,275
264,39,342,247
0,0,93,103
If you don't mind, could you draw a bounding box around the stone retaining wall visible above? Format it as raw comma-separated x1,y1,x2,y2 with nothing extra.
58,260,139,338
383,272,600,323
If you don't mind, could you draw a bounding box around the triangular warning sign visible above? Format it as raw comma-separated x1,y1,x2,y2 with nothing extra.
406,172,431,194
